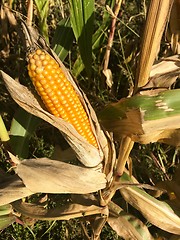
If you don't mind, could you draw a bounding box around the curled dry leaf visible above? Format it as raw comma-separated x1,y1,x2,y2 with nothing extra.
12,200,107,221
0,173,34,206
16,158,107,194
143,55,180,89
102,69,113,89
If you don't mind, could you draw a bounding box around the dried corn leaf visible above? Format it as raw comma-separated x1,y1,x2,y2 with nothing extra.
16,158,106,194
0,173,34,206
119,173,180,235
90,214,108,240
12,200,106,220
136,0,173,89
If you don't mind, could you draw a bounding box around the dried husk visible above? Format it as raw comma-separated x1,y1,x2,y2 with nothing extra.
15,158,107,194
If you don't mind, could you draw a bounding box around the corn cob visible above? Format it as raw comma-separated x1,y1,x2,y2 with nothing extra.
27,49,98,148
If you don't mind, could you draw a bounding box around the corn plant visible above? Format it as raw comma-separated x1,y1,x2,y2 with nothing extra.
0,0,180,239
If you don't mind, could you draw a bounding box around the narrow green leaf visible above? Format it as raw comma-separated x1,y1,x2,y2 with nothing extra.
69,0,94,77
10,108,40,158
52,18,74,62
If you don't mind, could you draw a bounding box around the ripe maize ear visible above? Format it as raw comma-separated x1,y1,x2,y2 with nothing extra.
27,49,98,148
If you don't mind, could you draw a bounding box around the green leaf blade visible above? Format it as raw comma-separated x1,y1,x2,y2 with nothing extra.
69,0,94,77
52,18,74,62
10,108,41,159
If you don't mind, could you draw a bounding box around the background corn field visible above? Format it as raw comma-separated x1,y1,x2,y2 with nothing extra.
0,0,180,239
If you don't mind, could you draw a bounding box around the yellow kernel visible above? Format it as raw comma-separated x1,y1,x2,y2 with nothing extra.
36,74,44,81
36,49,43,55
45,54,51,61
36,67,43,74
47,91,55,97
33,54,39,60
35,81,41,87
49,59,55,65
41,92,47,96
45,65,52,71
28,71,34,78
51,69,56,75
35,60,42,67
30,58,35,64
37,87,44,92
52,110,59,116
30,64,36,71
42,59,48,66
39,54,46,61
45,75,51,82
39,79,47,85
59,73,65,79
42,83,50,89
53,63,59,69
46,88,52,93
